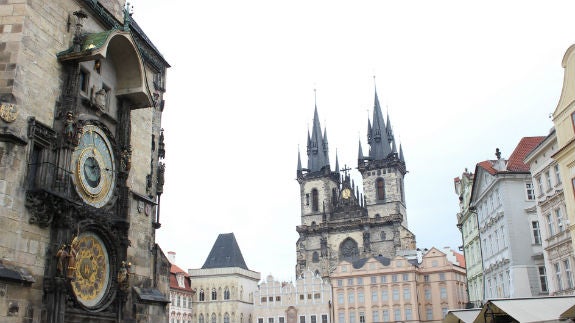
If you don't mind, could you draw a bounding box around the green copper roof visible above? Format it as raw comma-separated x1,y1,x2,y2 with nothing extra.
81,30,113,51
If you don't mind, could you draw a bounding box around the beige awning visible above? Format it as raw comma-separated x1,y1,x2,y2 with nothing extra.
474,296,575,323
443,309,481,323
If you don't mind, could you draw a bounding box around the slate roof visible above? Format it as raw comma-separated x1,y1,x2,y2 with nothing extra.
202,233,249,270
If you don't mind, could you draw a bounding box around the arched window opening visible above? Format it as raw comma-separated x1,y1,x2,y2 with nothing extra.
381,231,386,240
199,290,205,301
376,178,385,200
211,288,217,300
199,314,204,323
224,287,230,300
312,189,319,211
224,313,230,323
211,313,216,323
312,251,319,263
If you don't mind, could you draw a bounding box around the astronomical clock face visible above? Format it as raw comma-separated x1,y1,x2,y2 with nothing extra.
70,232,111,308
72,124,116,208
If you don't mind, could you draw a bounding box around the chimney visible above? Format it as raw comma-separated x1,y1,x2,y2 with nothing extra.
168,251,176,264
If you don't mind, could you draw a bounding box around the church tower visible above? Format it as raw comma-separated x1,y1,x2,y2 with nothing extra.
358,89,415,251
296,91,416,279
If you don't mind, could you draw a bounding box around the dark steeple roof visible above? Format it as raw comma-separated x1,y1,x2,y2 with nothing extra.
367,90,392,160
201,233,249,270
306,105,331,173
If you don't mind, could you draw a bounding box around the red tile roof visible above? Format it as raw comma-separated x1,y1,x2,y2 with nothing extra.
451,250,466,268
476,137,545,175
169,264,194,291
507,136,545,172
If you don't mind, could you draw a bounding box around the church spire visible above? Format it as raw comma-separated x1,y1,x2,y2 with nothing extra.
335,149,340,173
297,148,302,177
367,88,392,160
306,104,330,173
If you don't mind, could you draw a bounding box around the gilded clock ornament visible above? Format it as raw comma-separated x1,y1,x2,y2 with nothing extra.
69,232,111,308
71,124,116,208
342,188,351,199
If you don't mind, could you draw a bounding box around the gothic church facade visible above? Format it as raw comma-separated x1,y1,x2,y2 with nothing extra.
296,91,416,279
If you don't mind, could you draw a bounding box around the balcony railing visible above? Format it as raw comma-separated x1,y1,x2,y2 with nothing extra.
27,161,73,198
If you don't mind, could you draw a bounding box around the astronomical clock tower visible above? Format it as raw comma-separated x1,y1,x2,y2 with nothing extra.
0,1,170,322
296,91,415,279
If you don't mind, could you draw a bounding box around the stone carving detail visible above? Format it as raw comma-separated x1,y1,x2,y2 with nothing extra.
120,146,132,173
157,163,165,195
117,261,131,292
363,231,371,252
0,103,18,123
158,129,165,159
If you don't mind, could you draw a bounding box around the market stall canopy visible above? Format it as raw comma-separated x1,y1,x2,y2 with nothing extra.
473,296,575,323
444,309,481,323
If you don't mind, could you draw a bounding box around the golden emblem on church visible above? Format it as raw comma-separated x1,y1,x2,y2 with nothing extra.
0,103,18,123
70,232,110,308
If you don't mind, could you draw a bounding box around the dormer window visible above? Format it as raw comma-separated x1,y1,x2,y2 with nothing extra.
176,273,184,288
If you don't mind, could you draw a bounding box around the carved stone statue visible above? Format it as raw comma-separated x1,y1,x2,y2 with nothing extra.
157,163,165,195
120,147,132,172
320,237,327,257
94,88,107,111
55,244,69,277
117,261,131,292
67,236,79,279
363,231,371,252
64,111,76,144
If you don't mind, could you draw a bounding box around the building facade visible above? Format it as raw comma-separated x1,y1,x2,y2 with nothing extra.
552,44,575,263
524,129,574,295
469,137,546,301
189,233,261,323
253,270,331,323
169,252,195,323
0,1,170,322
454,170,483,307
330,248,467,323
295,91,415,279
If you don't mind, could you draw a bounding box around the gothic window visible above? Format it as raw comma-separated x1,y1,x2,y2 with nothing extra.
211,313,216,323
79,68,90,93
199,290,205,301
306,193,310,206
224,313,230,323
376,178,385,201
211,288,217,300
224,287,230,300
332,188,337,204
199,314,204,323
312,251,319,263
312,189,319,211
339,238,359,260
380,231,386,240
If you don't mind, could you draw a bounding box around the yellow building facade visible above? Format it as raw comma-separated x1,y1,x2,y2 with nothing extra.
553,45,575,249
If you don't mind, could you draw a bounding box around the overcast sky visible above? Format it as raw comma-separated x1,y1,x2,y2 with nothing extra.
131,0,574,282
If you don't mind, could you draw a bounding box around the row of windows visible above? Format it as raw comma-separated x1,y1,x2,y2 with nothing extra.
198,288,231,301
533,165,562,198
170,294,193,309
304,175,405,213
553,258,575,292
258,315,328,323
482,224,506,258
337,286,448,304
336,272,447,287
337,306,450,323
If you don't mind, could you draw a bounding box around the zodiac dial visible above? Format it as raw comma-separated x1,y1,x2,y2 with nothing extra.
70,232,111,308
